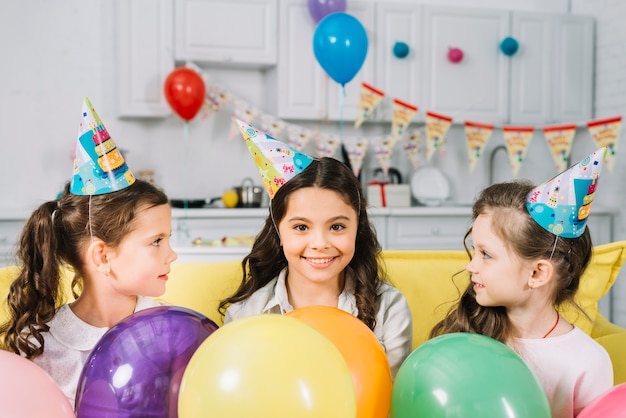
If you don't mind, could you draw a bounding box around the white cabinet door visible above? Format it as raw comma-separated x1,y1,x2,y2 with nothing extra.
174,0,277,67
375,2,423,123
116,0,174,117
326,1,376,121
510,13,593,124
551,15,593,123
509,12,552,124
273,0,373,121
423,6,510,125
272,0,327,119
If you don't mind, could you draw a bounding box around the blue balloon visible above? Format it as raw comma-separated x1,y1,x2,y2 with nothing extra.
313,12,368,86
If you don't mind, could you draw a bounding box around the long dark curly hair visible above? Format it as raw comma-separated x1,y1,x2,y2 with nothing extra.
430,180,592,344
0,179,169,358
218,157,385,331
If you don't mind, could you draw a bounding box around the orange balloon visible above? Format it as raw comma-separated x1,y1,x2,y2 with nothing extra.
286,306,392,418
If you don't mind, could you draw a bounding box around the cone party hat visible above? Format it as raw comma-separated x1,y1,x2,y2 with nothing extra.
70,98,135,195
526,147,607,238
236,119,314,199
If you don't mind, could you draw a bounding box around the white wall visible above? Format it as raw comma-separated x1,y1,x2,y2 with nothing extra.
1,0,625,325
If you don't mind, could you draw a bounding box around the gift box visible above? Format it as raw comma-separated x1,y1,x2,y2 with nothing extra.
367,183,411,208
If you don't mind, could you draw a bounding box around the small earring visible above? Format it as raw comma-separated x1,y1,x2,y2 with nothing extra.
528,280,534,290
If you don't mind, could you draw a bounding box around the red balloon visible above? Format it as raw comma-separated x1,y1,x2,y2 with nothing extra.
164,67,206,121
578,383,626,418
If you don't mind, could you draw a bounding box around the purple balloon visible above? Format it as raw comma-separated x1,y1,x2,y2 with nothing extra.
75,306,219,418
307,0,346,24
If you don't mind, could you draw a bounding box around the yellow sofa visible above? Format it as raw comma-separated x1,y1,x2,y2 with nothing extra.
1,241,625,384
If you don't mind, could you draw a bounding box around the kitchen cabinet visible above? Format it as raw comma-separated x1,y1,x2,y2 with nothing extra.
272,2,593,125
165,206,615,261
270,0,374,121
116,0,174,117
374,2,423,123
174,0,278,67
422,6,511,125
510,13,594,124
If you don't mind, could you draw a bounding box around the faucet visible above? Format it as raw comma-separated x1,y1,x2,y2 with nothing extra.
489,145,508,185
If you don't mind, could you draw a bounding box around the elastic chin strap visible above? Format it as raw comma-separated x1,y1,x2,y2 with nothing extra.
270,204,280,240
88,194,94,242
549,235,559,261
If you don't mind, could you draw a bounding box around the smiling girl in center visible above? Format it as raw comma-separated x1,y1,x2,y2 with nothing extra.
219,120,413,378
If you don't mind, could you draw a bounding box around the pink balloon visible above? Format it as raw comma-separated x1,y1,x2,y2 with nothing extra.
578,383,626,418
0,350,75,417
448,47,464,63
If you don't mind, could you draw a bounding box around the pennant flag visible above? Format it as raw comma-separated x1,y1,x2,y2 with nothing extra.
543,124,577,173
286,125,313,152
373,135,398,175
587,116,621,173
391,99,419,138
465,121,494,172
354,83,385,129
315,133,341,158
404,130,421,170
502,126,534,177
260,113,286,139
343,137,369,177
425,111,453,161
229,100,259,139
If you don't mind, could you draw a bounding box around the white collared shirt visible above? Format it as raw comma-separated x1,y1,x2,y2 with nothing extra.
31,296,163,408
224,268,413,378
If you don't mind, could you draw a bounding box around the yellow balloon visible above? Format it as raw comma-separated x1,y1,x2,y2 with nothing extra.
178,314,357,418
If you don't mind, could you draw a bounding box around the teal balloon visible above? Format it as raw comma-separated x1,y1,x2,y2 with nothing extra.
313,12,368,86
391,333,551,418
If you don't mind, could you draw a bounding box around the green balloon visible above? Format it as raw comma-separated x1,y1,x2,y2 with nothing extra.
391,333,551,418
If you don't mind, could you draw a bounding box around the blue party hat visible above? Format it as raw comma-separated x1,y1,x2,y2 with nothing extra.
526,147,606,238
70,98,135,195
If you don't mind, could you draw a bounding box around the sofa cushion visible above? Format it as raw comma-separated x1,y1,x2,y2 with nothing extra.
559,240,626,334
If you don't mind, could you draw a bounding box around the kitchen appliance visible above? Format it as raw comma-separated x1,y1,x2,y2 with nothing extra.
234,177,264,208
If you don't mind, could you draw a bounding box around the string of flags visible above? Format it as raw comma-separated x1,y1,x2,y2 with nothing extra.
188,63,621,178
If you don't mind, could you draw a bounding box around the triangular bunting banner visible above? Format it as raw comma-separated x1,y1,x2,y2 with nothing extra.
229,100,259,139
354,83,385,129
502,126,534,177
425,111,453,161
373,135,398,175
343,137,369,177
391,99,418,138
465,121,494,172
315,133,341,158
286,125,313,152
587,116,621,173
404,130,421,170
543,124,577,173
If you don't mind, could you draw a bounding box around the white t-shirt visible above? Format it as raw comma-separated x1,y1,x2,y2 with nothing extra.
31,296,162,408
515,326,614,418
224,268,413,378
